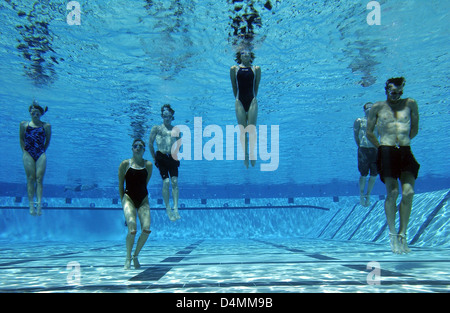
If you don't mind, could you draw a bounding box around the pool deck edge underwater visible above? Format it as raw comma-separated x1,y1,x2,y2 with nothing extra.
0,189,449,293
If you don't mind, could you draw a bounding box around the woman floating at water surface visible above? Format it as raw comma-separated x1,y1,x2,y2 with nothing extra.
230,48,261,168
19,100,51,216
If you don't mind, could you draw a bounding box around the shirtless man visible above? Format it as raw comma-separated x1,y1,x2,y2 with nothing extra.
149,104,181,221
354,102,379,207
367,77,420,254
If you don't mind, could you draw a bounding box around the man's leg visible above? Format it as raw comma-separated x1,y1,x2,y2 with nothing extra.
365,175,377,206
171,176,180,220
384,177,401,254
163,178,176,221
398,172,416,253
359,175,367,206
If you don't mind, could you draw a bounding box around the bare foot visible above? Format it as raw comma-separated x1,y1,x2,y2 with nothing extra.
173,209,181,220
398,233,411,254
29,203,36,216
132,255,140,269
364,195,371,207
36,203,42,216
360,195,365,206
389,233,402,254
166,208,176,221
124,257,131,270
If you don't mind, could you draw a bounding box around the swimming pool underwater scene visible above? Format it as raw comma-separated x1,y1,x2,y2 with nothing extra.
0,0,449,295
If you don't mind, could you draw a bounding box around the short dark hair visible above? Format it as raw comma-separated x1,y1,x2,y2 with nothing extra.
132,138,145,147
385,77,405,92
363,102,373,110
29,100,48,115
161,104,175,120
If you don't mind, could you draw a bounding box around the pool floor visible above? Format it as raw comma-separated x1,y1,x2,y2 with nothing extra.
0,238,449,293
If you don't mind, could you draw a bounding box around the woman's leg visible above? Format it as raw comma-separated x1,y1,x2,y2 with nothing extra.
22,152,36,215
123,195,137,269
134,200,151,269
235,99,249,168
247,98,258,167
35,153,47,216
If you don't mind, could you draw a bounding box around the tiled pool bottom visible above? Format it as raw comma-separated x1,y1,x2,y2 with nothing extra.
0,238,449,293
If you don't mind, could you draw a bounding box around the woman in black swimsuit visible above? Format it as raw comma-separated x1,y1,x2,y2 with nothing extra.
118,139,153,270
230,49,261,168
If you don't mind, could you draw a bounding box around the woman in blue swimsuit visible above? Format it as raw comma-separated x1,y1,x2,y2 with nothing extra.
118,139,153,270
19,101,51,216
230,49,261,168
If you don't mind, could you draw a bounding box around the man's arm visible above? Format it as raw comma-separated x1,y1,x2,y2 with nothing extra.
145,160,153,184
408,98,419,140
353,118,361,147
148,126,158,161
171,126,182,161
366,103,381,148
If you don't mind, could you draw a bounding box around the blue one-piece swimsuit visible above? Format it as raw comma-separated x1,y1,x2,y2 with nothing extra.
24,124,46,161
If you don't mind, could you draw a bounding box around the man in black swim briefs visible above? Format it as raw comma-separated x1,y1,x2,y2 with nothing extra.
366,77,420,255
149,104,181,222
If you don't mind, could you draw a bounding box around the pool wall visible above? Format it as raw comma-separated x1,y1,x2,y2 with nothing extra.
0,189,448,247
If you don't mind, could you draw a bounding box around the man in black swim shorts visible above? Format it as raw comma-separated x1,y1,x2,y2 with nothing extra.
353,102,379,207
149,104,181,221
366,77,420,255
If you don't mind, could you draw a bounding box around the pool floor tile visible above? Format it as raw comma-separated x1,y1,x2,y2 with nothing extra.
0,238,449,293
